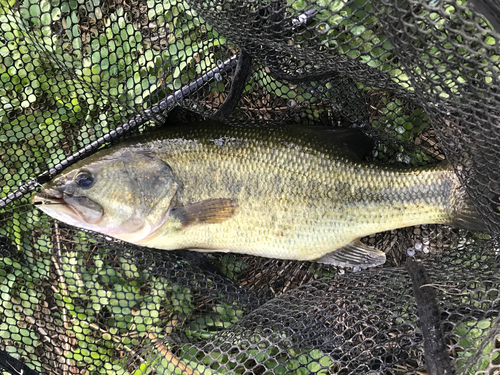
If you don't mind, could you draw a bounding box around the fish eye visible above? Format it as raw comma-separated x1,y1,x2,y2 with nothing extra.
75,172,94,188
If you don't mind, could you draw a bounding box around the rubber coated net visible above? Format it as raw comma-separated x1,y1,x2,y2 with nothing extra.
1,0,500,373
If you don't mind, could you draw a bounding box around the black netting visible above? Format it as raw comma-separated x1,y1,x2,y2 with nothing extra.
1,0,500,373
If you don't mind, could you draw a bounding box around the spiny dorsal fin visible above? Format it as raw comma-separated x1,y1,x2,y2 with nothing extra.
305,127,375,161
316,240,386,268
172,198,238,228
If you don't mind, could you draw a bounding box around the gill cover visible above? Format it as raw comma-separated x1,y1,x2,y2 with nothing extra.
110,150,180,242
124,151,179,225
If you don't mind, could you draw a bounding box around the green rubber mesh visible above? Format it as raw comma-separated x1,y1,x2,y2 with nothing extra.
1,0,500,373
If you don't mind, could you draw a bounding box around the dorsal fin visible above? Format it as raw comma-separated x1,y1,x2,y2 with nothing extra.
305,127,375,161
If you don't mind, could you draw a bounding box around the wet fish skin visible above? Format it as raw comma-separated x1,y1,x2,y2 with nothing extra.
32,124,483,267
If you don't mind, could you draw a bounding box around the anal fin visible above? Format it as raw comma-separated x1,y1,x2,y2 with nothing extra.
316,240,386,269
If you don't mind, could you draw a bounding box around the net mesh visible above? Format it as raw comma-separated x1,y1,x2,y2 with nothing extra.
1,0,500,373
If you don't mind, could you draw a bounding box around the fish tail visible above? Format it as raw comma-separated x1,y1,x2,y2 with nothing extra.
448,180,486,232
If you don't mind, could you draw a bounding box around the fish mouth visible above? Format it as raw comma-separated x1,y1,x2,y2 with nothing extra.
33,188,104,227
32,188,66,206
31,188,80,222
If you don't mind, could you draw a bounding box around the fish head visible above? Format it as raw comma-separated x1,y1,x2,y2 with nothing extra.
32,148,179,242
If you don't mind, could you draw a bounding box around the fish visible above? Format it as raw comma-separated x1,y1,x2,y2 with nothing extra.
32,122,485,268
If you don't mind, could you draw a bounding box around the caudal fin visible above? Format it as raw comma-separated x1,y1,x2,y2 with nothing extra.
449,184,487,232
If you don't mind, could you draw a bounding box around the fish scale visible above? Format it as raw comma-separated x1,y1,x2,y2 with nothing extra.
129,127,472,258
33,123,484,267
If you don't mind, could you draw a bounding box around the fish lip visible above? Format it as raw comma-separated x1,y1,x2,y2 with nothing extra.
32,188,65,205
33,188,104,226
32,189,91,225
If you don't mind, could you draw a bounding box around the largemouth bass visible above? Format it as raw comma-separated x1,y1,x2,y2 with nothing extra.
32,123,484,268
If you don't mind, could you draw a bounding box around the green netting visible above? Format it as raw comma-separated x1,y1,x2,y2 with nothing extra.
1,0,500,373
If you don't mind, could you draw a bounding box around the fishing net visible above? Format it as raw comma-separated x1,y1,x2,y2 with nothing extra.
1,0,500,373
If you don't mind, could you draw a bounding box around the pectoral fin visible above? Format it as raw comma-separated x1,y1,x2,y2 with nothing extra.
172,198,238,228
316,240,386,268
